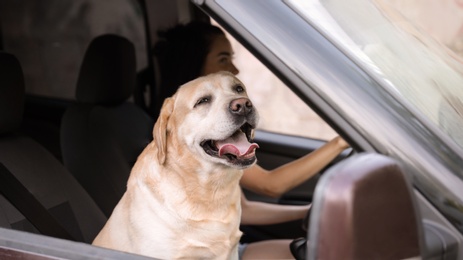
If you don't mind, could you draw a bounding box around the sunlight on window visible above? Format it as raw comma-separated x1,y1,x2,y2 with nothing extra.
220,28,338,140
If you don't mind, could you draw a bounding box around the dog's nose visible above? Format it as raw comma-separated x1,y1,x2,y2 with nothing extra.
229,98,253,116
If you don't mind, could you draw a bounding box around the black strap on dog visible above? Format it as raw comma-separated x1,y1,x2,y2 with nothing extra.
0,163,75,241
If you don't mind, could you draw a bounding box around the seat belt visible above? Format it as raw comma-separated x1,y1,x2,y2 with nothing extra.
0,163,75,241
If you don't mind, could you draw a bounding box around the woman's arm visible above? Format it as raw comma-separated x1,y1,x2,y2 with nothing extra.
240,136,349,197
240,193,310,225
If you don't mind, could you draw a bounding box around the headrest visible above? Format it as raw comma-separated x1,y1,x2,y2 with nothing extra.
76,34,136,105
0,52,25,134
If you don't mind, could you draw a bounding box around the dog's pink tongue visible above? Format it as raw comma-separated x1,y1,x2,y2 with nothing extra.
217,132,259,158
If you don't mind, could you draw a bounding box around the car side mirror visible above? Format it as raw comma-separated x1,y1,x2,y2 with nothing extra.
307,153,423,260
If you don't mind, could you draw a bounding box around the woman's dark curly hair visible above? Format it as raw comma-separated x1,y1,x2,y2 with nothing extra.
154,21,225,99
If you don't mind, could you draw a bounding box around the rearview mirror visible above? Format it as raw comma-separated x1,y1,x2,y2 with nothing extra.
307,153,423,260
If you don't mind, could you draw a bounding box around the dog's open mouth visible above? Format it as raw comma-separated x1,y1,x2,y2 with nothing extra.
200,123,259,167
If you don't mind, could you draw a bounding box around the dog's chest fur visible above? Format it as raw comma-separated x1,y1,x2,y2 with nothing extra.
92,73,256,260
93,145,243,259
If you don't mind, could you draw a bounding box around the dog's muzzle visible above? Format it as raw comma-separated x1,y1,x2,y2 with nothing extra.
200,98,259,168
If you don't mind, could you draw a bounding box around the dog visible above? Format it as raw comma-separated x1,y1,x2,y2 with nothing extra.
92,71,259,259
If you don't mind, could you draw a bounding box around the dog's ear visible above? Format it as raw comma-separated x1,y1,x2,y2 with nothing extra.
153,97,174,164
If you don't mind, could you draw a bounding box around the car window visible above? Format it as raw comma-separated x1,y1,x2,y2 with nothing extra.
214,22,338,141
289,0,463,149
0,0,146,100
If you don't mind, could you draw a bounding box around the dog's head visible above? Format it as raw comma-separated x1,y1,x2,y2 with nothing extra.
153,71,259,169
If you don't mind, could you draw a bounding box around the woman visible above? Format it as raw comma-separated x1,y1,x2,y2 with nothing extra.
154,21,349,259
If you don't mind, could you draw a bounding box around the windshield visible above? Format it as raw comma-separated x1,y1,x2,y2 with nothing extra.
288,0,463,150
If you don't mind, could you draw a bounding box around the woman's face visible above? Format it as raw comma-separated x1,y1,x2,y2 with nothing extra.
201,34,239,76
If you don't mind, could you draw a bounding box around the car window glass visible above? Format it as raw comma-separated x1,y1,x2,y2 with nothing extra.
214,22,338,141
0,0,146,100
289,0,463,148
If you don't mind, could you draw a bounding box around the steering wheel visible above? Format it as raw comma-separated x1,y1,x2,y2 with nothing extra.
345,147,356,158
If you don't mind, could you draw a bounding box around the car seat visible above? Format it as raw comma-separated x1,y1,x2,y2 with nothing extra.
0,51,107,243
60,34,154,217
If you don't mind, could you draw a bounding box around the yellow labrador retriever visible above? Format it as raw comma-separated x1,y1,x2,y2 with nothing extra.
92,72,259,259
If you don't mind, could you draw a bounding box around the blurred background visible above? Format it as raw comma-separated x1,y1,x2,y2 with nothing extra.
227,0,463,140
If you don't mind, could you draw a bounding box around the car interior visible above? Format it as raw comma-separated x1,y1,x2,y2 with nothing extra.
0,51,106,243
0,0,461,259
0,2,328,257
60,34,154,216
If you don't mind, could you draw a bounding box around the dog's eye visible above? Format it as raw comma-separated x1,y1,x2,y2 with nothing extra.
235,85,244,93
195,96,211,107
